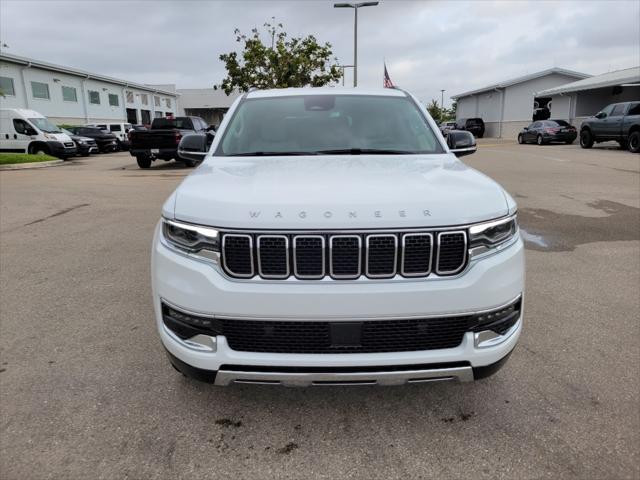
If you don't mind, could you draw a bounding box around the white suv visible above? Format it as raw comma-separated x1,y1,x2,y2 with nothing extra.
152,88,524,386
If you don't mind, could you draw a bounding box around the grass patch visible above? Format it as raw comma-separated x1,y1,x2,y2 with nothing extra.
0,153,59,165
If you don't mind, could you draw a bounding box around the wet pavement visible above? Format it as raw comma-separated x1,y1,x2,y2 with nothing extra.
1,144,639,479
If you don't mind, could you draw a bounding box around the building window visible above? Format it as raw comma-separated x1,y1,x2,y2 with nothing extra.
154,111,163,118
141,109,151,125
31,81,50,100
126,90,134,104
62,86,78,102
88,90,101,105
165,98,172,108
0,76,15,96
154,95,160,107
141,94,148,105
108,93,120,107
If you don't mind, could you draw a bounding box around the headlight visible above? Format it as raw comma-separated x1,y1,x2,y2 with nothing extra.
161,218,220,259
468,214,518,257
78,140,87,145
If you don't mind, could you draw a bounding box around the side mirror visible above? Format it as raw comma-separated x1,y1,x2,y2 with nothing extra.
595,112,607,119
447,130,477,157
177,133,209,162
523,127,529,131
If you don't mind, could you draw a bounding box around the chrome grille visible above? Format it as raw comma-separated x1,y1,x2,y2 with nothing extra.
221,230,468,280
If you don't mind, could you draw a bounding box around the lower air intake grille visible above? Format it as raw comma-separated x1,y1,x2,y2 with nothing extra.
221,316,471,354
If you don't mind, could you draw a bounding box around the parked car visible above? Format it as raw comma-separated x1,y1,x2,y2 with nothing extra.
86,122,132,151
129,116,211,168
518,120,577,145
66,126,118,153
0,108,76,158
60,128,99,156
580,102,640,152
439,121,457,136
456,118,485,138
155,88,523,386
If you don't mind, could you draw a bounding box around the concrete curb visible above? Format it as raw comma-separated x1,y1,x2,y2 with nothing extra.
0,159,65,171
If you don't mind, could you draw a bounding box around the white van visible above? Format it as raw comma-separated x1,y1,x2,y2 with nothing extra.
0,109,77,158
86,122,132,150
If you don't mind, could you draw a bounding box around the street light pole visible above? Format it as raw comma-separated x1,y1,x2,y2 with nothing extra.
334,2,379,87
441,89,446,110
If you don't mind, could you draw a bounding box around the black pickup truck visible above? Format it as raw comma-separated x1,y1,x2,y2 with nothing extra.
129,116,211,168
580,101,640,153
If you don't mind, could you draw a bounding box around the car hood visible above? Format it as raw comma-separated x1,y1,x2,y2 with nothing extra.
72,135,95,142
169,154,510,229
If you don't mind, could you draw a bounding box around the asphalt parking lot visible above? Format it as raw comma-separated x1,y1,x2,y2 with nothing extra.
1,142,638,479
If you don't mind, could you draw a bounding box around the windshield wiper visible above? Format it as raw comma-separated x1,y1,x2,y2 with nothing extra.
316,148,418,155
226,151,318,157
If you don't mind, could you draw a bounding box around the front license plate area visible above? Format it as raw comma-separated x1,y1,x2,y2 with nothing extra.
330,322,362,347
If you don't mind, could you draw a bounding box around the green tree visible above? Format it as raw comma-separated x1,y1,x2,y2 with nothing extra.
426,99,443,122
218,21,342,95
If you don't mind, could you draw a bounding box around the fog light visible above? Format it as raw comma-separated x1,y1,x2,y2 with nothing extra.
161,301,221,341
471,297,521,348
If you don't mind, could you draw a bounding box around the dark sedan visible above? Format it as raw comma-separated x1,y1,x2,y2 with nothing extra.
518,120,577,145
66,127,118,153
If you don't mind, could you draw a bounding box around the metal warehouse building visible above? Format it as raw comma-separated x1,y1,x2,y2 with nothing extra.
537,66,640,125
451,68,589,138
0,53,180,125
177,88,241,127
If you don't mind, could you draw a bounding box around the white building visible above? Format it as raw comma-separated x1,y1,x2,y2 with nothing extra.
451,68,589,138
177,88,241,127
0,53,180,125
537,66,640,125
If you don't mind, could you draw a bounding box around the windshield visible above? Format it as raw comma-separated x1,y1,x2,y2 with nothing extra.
28,117,61,134
215,94,443,156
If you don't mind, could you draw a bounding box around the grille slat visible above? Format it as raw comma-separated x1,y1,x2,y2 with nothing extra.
366,235,397,278
221,230,467,280
257,235,289,278
222,234,253,277
437,232,467,274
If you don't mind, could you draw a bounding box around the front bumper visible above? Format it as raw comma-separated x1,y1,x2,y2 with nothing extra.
47,141,77,158
152,223,525,384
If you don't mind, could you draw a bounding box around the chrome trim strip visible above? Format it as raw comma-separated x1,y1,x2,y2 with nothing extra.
435,231,468,275
400,232,433,277
256,235,289,279
329,235,362,279
365,234,398,279
222,234,254,278
474,316,522,348
293,235,325,279
215,366,474,387
161,323,217,353
198,294,523,322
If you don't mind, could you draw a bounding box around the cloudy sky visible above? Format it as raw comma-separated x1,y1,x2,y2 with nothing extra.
1,0,638,106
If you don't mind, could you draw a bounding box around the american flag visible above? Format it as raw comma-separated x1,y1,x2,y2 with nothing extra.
383,62,394,88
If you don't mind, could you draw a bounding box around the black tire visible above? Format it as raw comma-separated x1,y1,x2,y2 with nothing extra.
517,134,524,144
537,134,544,146
580,129,594,149
29,143,50,155
477,133,484,139
618,139,628,150
183,160,197,168
629,131,640,153
136,154,152,169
